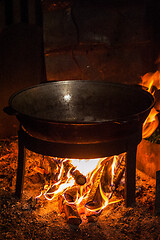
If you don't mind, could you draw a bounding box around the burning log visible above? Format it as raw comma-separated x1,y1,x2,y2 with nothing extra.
87,165,105,202
85,158,116,212
101,158,114,194
86,154,126,212
59,195,82,225
58,195,65,214
63,186,78,203
85,187,104,212
85,165,105,211
70,168,86,186
101,154,126,194
63,160,86,186
112,153,126,191
59,196,82,225
63,203,82,225
36,153,126,221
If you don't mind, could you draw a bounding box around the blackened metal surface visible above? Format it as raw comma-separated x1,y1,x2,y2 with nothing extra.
8,80,154,143
15,131,26,199
125,145,137,207
19,126,142,158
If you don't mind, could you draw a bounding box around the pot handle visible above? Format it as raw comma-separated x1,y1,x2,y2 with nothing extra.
3,106,17,115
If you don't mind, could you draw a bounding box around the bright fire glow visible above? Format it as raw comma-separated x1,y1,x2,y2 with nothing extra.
36,153,126,220
141,70,160,138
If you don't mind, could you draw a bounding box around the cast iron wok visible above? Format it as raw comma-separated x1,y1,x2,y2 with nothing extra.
5,80,154,143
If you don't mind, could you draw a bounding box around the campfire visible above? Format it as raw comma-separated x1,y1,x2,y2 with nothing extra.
35,153,126,224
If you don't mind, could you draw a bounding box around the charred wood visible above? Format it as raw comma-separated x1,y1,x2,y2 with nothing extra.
63,160,86,185
86,164,105,205
63,186,78,203
70,168,86,186
112,153,126,191
63,201,82,225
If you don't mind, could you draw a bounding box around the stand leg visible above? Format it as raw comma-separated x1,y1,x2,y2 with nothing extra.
15,129,26,199
125,145,137,207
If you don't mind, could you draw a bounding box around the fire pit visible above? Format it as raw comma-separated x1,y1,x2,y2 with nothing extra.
4,80,154,211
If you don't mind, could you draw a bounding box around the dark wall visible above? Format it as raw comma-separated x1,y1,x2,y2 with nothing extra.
0,0,45,138
43,0,160,82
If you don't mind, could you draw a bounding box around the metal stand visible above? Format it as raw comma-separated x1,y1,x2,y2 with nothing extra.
125,145,137,207
15,129,26,199
15,126,141,207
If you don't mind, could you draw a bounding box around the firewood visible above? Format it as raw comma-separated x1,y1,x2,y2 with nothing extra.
100,156,114,166
63,160,86,186
63,202,82,225
86,165,105,205
112,153,126,191
101,159,113,194
70,168,86,186
61,160,72,180
77,198,86,216
58,195,65,214
63,186,78,203
85,186,103,212
101,154,126,194
58,194,82,225
86,154,126,211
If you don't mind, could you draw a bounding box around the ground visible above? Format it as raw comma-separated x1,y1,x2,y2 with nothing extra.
0,137,160,240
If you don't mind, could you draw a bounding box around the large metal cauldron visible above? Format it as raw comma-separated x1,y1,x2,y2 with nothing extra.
6,80,154,144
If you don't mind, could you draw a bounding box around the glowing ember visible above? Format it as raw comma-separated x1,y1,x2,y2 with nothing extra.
141,70,160,138
36,153,126,222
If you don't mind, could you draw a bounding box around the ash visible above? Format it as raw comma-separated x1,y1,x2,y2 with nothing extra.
0,137,159,240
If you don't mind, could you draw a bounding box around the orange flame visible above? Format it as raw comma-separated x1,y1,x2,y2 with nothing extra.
141,71,160,138
142,108,159,139
36,153,126,220
141,71,160,93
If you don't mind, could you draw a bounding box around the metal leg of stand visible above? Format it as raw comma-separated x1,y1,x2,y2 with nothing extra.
125,145,137,207
15,129,26,199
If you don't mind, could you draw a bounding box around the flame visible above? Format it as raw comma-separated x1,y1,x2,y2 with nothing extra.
141,71,160,138
141,71,160,93
111,156,116,186
36,153,126,220
142,108,159,139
